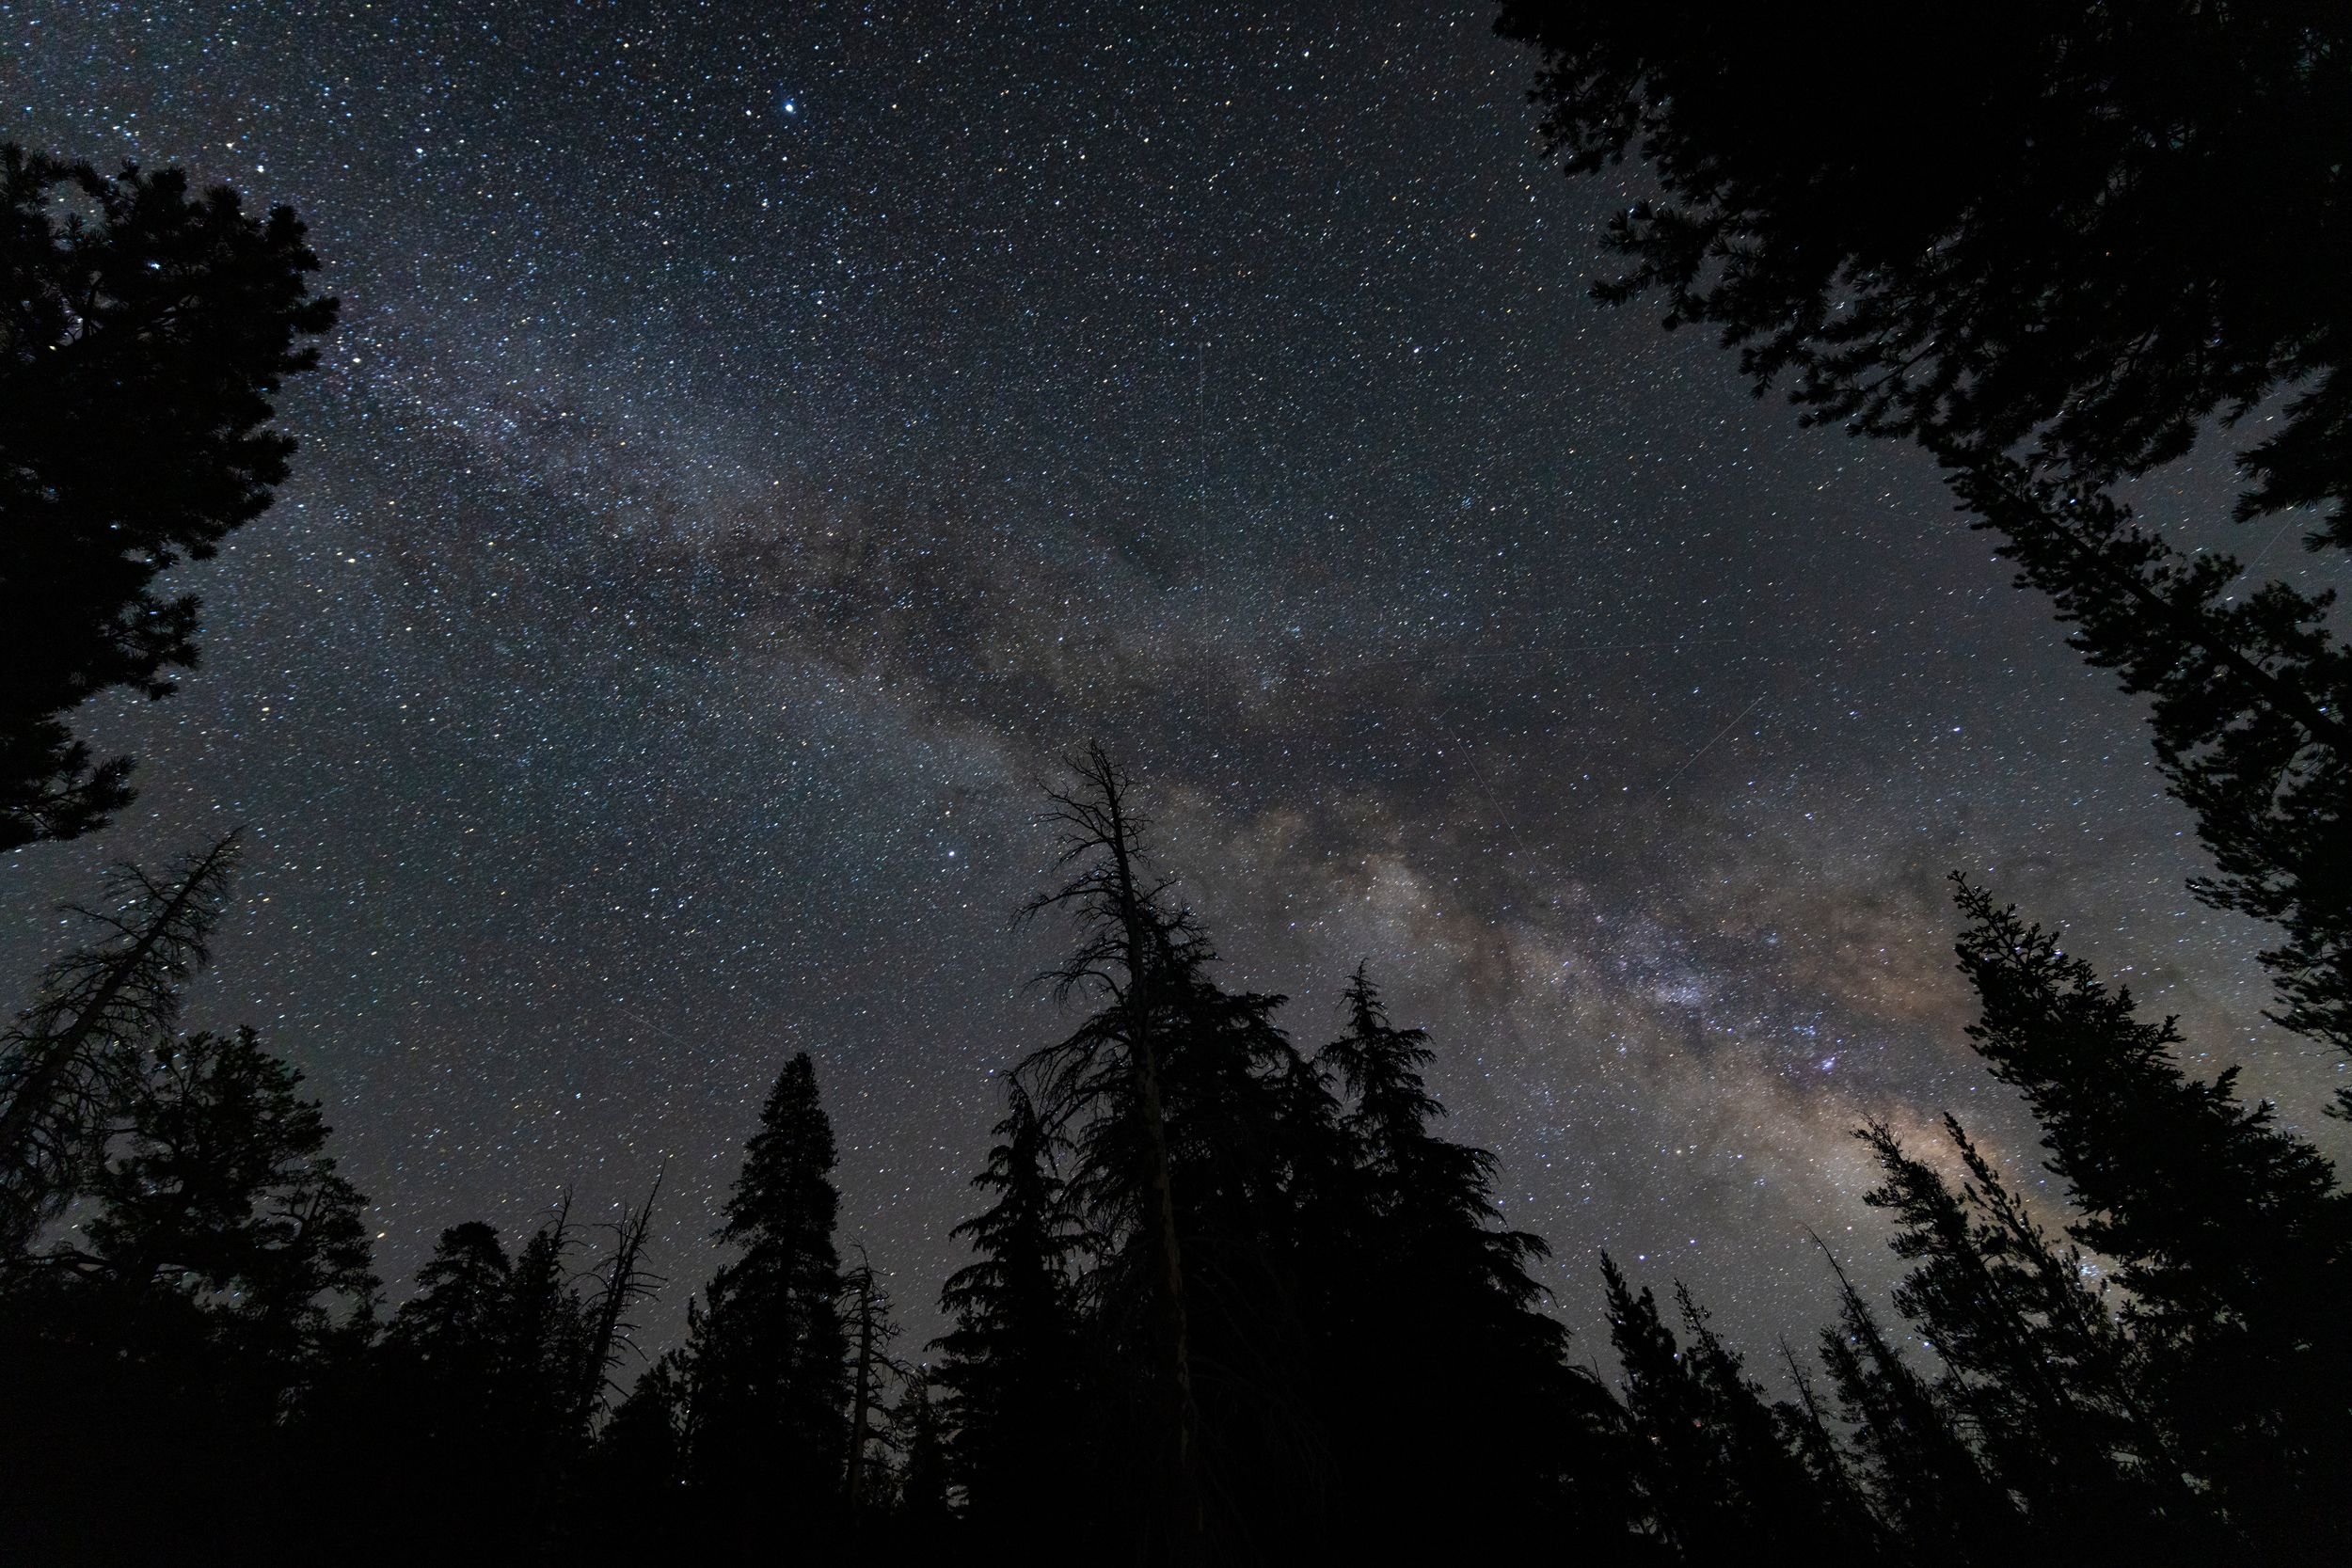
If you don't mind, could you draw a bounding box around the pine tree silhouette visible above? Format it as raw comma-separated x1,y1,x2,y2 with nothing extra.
685,1051,850,1523
0,832,243,1253
1312,967,1620,1557
1598,1256,1862,1560
0,1024,373,1563
934,1085,1087,1527
1854,1117,2197,1552
1949,877,2351,1552
0,150,336,847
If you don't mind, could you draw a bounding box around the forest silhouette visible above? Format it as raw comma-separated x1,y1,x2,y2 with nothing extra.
5,3,2349,1562
3,755,2345,1562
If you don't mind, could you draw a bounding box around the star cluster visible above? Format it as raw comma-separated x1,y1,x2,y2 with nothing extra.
3,2,2335,1357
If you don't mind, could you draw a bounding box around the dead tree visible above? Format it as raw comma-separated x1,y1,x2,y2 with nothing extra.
0,831,243,1252
1018,742,1206,1560
840,1245,901,1512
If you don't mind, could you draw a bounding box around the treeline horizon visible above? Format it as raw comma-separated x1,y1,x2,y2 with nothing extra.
2,743,2344,1564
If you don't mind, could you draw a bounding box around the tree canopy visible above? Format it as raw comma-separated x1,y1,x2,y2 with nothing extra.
1492,2,2350,524
0,149,335,849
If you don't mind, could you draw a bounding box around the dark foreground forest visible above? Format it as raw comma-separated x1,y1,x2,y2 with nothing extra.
5,3,2350,1563
1,745,2346,1564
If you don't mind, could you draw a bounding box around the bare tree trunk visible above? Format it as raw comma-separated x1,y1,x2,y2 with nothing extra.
846,1266,876,1509
1099,771,1206,1563
577,1173,664,1432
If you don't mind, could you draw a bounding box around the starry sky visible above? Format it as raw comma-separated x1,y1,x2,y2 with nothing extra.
4,1,2343,1362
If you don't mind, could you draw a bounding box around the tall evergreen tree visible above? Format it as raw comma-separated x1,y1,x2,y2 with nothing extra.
1019,743,1212,1560
1492,3,2348,516
1597,1256,1867,1561
54,1026,375,1362
1022,914,1332,1560
371,1209,626,1543
1853,1117,2194,1551
1813,1250,2021,1564
390,1221,513,1355
934,1084,1087,1525
1319,966,1554,1330
1311,967,1620,1556
1008,770,1641,1560
1945,459,2352,1058
594,1350,695,1513
1948,878,2351,1549
893,1370,952,1531
839,1248,901,1512
0,1025,374,1561
686,1051,850,1513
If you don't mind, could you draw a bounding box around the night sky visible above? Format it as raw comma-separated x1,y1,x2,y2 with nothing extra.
5,2,2341,1360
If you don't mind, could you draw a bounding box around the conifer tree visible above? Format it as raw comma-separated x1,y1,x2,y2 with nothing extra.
893,1370,952,1530
686,1051,850,1510
1319,966,1555,1327
1853,1117,2191,1548
376,1221,542,1544
1948,878,2351,1548
1598,1255,1863,1560
1492,3,2348,518
597,1350,695,1495
1,150,337,847
1311,967,1614,1554
1022,913,1329,1558
934,1084,1085,1523
573,1178,665,1435
69,1025,374,1361
0,1022,371,1560
1019,744,1211,1558
0,832,242,1254
1814,1251,2020,1563
840,1248,901,1511
1492,7,2352,1057
384,1220,515,1393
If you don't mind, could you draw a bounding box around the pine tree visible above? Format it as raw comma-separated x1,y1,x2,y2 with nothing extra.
0,832,242,1254
1311,967,1615,1555
1598,1255,1864,1560
596,1350,694,1494
1018,743,1212,1559
1943,460,2352,1057
389,1222,513,1359
376,1221,546,1548
1022,915,1331,1558
1813,1250,2020,1563
1319,966,1555,1327
686,1051,850,1513
934,1085,1086,1524
70,1025,374,1363
0,1023,372,1561
376,1189,669,1564
1949,877,2351,1548
840,1248,901,1512
894,1370,950,1522
1492,6,2352,1057
0,150,337,847
572,1177,665,1437
1493,3,2348,518
1854,1117,2193,1549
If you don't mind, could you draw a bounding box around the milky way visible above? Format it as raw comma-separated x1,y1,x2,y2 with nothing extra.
4,2,2340,1359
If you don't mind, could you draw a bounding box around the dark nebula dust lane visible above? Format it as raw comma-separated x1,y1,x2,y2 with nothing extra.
3,2,2338,1354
